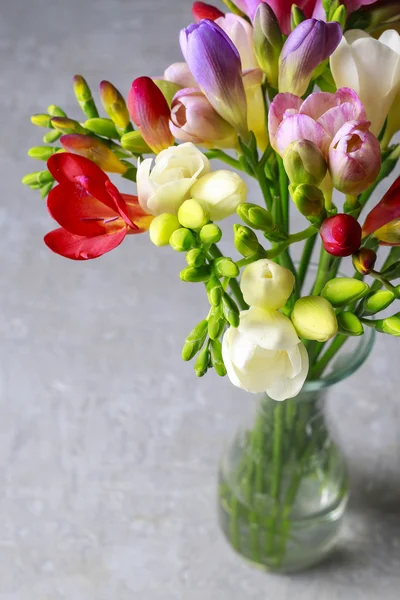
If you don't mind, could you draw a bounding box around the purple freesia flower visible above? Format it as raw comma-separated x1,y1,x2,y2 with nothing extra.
180,19,249,140
279,19,342,97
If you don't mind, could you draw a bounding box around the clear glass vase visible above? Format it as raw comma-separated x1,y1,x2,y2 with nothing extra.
218,327,375,573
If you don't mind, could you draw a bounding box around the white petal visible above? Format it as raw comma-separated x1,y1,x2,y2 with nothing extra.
330,35,361,96
238,308,300,351
266,343,309,401
146,178,195,215
136,158,155,213
379,30,400,56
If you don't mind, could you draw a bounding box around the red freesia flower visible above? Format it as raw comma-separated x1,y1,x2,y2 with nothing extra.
44,153,152,260
362,176,400,245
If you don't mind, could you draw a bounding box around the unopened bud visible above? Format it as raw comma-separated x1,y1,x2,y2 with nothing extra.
186,248,206,268
375,313,400,336
237,203,274,232
153,79,181,107
194,345,210,377
199,223,222,245
337,311,363,336
31,114,53,128
292,296,338,342
352,248,377,275
28,146,59,161
60,134,127,174
22,170,54,187
40,181,54,198
331,4,347,29
214,257,240,279
170,228,195,252
363,290,395,316
120,131,152,154
208,311,224,339
291,5,306,29
180,265,212,283
284,140,327,187
178,199,209,230
100,80,131,132
290,184,326,222
253,3,283,88
210,339,226,377
182,319,208,361
51,117,87,135
321,277,369,307
207,276,223,307
47,105,66,117
43,130,61,144
149,213,180,246
84,118,118,139
233,224,259,257
73,75,99,119
222,293,240,328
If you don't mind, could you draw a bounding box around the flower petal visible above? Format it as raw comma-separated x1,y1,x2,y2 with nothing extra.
238,307,300,351
265,343,309,401
268,93,303,150
44,227,127,260
275,113,332,157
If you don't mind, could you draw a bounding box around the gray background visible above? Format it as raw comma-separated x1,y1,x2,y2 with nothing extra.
1,0,400,598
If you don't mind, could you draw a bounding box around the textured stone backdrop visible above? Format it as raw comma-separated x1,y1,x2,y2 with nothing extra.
1,0,400,598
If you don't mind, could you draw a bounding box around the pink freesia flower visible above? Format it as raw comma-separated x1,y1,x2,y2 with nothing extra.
269,87,367,157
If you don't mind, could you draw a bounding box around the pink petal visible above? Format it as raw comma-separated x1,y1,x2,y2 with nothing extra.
299,92,338,121
268,93,303,150
275,113,332,157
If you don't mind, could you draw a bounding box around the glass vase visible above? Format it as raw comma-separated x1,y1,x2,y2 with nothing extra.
217,327,375,573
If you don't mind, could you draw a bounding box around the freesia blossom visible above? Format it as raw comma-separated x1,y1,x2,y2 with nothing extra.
330,29,400,136
190,170,247,220
329,120,381,194
127,76,174,153
240,259,295,310
137,142,210,216
169,88,238,148
164,62,197,88
362,176,400,245
222,307,309,400
279,19,342,97
268,87,367,157
44,154,151,260
180,20,249,139
214,13,258,70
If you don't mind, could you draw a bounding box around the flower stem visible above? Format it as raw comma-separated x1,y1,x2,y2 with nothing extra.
298,233,318,294
265,402,284,556
205,149,244,171
310,335,347,379
277,156,289,232
209,244,248,310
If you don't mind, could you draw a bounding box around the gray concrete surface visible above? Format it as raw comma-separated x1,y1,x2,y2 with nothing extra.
1,0,400,598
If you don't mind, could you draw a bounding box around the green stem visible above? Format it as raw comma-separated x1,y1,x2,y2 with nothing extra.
311,246,334,296
209,244,248,310
277,156,289,233
205,149,243,171
265,402,284,556
371,247,400,292
310,335,347,379
369,270,399,296
298,233,318,294
256,164,274,212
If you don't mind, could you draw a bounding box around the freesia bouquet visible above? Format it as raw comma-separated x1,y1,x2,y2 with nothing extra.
23,0,400,571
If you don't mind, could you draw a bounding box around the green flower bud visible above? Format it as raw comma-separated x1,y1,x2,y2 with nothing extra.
337,312,364,336
180,265,212,283
290,183,326,221
84,118,118,139
253,3,283,88
207,276,223,307
149,214,180,247
284,140,327,187
51,117,87,135
186,248,206,268
363,290,395,316
99,81,131,132
194,345,210,377
331,4,347,28
73,75,99,119
31,114,53,128
169,228,195,252
321,278,370,307
182,320,208,361
153,79,181,107
28,146,59,161
210,339,227,377
208,312,225,340
292,296,338,342
199,223,222,245
237,203,274,232
120,131,152,154
375,313,400,336
291,5,306,29
233,224,259,257
178,199,209,230
43,130,61,144
40,181,54,198
214,257,240,279
222,294,240,328
22,170,54,187
47,105,67,117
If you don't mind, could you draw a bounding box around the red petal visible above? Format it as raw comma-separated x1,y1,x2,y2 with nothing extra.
192,2,224,22
44,227,127,260
47,181,125,237
47,153,109,185
122,194,153,232
105,181,137,229
363,176,400,238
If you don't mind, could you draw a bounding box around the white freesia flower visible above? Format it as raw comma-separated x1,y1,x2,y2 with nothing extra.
240,259,295,310
190,170,247,221
137,142,210,215
330,29,400,136
222,307,309,401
